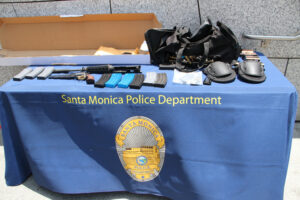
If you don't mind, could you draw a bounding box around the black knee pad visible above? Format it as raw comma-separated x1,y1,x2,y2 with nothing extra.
238,60,266,83
203,61,236,85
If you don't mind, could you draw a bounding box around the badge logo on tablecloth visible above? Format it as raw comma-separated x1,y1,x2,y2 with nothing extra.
115,116,165,182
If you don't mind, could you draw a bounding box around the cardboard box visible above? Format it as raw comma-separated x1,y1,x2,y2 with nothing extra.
0,13,161,66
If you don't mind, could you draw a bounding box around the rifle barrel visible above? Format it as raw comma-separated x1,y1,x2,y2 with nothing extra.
53,68,82,73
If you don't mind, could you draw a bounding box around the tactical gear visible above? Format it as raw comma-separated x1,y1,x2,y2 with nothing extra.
203,61,236,85
25,67,45,79
143,72,158,86
155,73,168,88
94,74,112,88
145,19,241,72
49,72,87,80
118,73,135,88
105,73,122,88
53,65,141,74
86,74,95,84
143,72,167,88
129,74,145,89
238,60,266,83
37,67,54,79
13,68,32,81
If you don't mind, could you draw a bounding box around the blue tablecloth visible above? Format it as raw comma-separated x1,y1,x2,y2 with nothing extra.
0,55,297,200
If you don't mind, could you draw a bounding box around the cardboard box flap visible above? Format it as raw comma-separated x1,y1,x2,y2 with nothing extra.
0,13,161,51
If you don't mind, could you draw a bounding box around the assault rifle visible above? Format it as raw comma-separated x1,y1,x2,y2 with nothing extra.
48,65,141,84
52,65,141,74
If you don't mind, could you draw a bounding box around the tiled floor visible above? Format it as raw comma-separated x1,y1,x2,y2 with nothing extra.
0,125,299,200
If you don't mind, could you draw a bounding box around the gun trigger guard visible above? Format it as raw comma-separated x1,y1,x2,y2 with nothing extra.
76,73,87,80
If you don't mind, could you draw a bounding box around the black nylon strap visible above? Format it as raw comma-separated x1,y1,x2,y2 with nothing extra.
175,40,210,72
199,41,210,66
175,43,187,71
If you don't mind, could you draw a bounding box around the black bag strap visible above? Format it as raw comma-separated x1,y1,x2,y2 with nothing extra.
175,41,210,72
198,41,210,67
175,43,187,71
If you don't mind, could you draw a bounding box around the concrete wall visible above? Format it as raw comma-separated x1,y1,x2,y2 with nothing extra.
0,0,299,118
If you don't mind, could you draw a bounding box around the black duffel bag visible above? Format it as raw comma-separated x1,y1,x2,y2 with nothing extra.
145,19,241,72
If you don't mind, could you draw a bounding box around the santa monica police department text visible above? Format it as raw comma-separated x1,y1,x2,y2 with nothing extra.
61,94,222,107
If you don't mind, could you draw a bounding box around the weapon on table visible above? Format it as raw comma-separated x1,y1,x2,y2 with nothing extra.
13,65,140,82
49,72,95,85
53,65,141,74
86,74,95,84
49,72,88,80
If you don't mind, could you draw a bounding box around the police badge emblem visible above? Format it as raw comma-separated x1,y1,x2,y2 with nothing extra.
115,116,165,182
